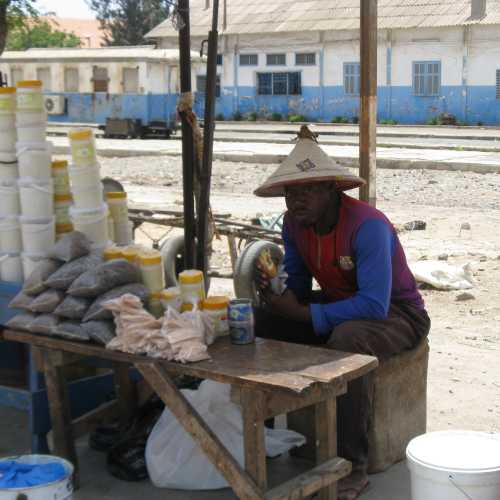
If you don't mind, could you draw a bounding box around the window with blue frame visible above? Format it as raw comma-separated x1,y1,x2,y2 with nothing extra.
257,72,301,95
413,61,441,96
196,75,221,98
240,54,258,66
344,62,360,95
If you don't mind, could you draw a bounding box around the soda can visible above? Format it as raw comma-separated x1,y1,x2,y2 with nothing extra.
228,299,255,345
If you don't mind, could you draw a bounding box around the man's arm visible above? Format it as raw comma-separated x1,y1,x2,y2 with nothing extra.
310,219,394,335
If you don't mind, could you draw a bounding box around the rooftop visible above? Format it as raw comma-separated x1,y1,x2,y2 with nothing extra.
146,0,500,39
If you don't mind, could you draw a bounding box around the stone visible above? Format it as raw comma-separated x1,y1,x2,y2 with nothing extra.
460,222,471,231
456,292,475,301
438,253,448,261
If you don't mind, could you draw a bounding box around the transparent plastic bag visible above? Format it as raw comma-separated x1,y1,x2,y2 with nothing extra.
82,320,116,345
29,289,65,314
49,231,91,262
54,295,91,320
51,321,90,342
30,314,60,335
23,259,62,296
44,252,103,290
6,313,36,331
9,291,35,311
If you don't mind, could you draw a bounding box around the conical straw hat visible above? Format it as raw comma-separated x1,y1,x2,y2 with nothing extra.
254,125,365,197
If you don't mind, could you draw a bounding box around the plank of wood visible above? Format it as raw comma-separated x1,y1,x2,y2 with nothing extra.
4,330,378,395
315,398,338,500
137,362,263,500
72,400,119,439
264,458,351,500
112,362,137,428
241,388,267,490
43,348,80,489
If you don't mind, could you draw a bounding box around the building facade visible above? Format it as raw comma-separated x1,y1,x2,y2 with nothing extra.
147,0,500,125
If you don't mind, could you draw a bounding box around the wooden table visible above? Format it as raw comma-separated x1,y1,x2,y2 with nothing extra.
1,329,378,500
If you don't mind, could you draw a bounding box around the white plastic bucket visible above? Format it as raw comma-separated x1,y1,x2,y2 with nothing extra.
52,160,70,195
114,221,132,246
68,128,97,166
70,204,108,245
0,216,22,253
18,178,54,218
0,182,20,217
20,216,55,254
21,252,49,279
68,164,101,189
71,183,103,210
0,126,17,152
407,431,500,500
0,88,16,116
16,109,46,126
0,454,74,500
17,146,52,180
0,152,18,182
0,253,23,282
16,81,44,111
16,122,47,143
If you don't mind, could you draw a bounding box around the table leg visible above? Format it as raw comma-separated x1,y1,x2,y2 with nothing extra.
112,362,136,428
315,398,337,500
43,349,79,489
241,388,267,491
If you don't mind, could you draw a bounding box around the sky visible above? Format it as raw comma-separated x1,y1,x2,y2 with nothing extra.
37,0,96,19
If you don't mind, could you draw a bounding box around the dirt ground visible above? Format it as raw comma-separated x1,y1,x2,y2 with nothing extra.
63,153,500,433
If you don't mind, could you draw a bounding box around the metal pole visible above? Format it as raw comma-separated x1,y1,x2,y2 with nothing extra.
196,0,219,274
359,0,377,207
178,0,196,268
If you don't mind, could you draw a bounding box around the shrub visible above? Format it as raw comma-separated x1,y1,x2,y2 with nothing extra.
426,117,438,126
352,116,359,124
215,113,225,121
270,112,282,121
247,112,257,121
380,119,398,125
233,110,243,121
331,116,349,124
288,114,306,123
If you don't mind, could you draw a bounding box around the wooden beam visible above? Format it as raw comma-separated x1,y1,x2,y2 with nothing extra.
264,458,351,500
112,363,137,428
137,363,263,500
359,0,378,206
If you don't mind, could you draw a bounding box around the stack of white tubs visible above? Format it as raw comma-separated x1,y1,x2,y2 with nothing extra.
52,160,74,240
0,87,23,282
67,128,109,249
15,80,55,280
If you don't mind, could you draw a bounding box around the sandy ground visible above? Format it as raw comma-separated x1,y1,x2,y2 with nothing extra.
60,153,500,433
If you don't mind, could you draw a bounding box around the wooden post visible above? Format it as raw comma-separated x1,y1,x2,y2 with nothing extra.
359,0,378,207
178,0,196,267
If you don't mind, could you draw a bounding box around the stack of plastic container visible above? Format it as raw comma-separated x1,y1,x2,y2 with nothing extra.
52,160,74,240
0,87,23,282
67,128,108,249
15,80,55,280
106,191,132,246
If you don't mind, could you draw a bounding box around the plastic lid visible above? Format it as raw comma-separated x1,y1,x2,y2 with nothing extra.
139,253,162,265
121,248,138,263
406,431,500,473
161,287,180,300
150,291,162,300
103,247,122,261
16,80,42,88
181,303,194,312
68,129,93,140
106,191,127,200
54,193,73,202
202,296,230,310
52,160,68,169
179,269,204,284
56,223,74,233
0,87,16,94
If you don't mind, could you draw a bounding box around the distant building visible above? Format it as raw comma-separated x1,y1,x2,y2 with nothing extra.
146,0,500,125
42,17,106,48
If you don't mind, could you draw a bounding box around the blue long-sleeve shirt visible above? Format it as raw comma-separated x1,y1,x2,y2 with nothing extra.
283,219,395,336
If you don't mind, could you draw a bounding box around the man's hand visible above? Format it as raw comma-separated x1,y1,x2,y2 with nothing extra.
260,288,311,323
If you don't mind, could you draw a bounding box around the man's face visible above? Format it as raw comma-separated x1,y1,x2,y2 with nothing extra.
285,182,334,226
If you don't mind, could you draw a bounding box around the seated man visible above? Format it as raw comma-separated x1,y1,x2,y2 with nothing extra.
254,126,430,500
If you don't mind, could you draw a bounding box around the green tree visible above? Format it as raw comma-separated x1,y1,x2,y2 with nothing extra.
7,19,82,50
87,0,171,46
0,0,39,55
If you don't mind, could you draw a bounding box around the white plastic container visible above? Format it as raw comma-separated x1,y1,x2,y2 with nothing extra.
70,204,108,245
0,125,17,152
139,252,166,293
0,181,20,217
72,183,103,210
51,160,70,195
113,222,132,246
17,146,52,180
0,454,74,500
0,216,22,253
16,80,44,111
160,287,182,312
16,122,47,143
54,193,73,225
407,431,500,500
55,222,74,241
0,87,16,116
202,296,230,336
68,128,97,166
68,163,101,189
18,178,54,218
21,252,48,279
179,269,206,308
0,253,23,282
0,152,18,182
16,109,46,126
20,216,55,254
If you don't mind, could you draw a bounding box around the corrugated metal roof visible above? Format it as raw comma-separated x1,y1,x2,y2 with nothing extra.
1,46,203,63
146,0,500,38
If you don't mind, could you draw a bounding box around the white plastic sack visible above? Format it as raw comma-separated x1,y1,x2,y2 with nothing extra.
410,260,475,291
145,380,305,490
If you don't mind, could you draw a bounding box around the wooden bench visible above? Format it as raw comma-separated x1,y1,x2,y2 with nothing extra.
1,329,377,500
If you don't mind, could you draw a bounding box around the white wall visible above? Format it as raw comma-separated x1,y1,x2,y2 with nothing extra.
468,25,500,86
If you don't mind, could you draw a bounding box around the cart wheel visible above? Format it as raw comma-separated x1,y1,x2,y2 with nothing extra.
160,235,211,291
233,240,283,304
101,177,124,194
